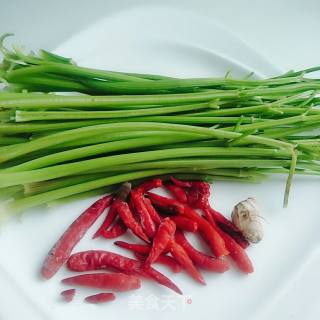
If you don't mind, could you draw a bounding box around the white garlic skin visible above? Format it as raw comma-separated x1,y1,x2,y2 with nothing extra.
231,197,263,243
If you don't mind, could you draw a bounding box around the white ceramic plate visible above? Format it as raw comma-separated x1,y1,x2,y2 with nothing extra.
0,3,319,320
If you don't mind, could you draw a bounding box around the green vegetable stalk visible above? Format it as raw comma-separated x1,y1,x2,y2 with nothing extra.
0,34,319,216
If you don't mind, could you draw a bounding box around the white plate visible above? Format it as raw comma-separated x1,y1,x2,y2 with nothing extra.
0,3,319,320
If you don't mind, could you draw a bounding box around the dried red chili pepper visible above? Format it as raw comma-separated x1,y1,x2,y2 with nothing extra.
204,206,249,249
169,240,206,285
170,216,198,232
144,218,176,268
187,181,210,209
201,206,216,226
41,194,112,279
128,197,136,215
85,292,116,304
216,230,253,274
134,252,182,274
136,178,162,193
131,190,156,238
147,192,184,215
114,241,151,254
100,218,127,239
114,240,169,255
147,193,228,258
169,178,212,212
115,200,149,243
170,176,192,188
164,183,188,203
182,206,229,258
216,222,249,248
93,183,131,239
175,231,229,273
67,250,182,294
142,197,162,226
67,250,137,273
61,289,76,302
142,264,182,294
152,254,182,274
92,200,118,239
62,272,141,291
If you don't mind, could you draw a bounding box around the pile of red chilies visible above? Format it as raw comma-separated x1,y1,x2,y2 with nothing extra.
41,177,253,304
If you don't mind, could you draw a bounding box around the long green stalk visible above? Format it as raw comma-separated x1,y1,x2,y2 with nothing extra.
68,75,306,94
4,134,207,172
272,107,320,116
4,62,151,82
264,122,320,138
26,168,262,195
14,102,210,121
283,150,298,207
223,114,320,133
184,105,274,117
54,130,204,148
83,158,293,173
0,122,292,164
9,169,179,212
0,147,294,187
0,120,109,134
0,90,239,109
9,75,90,92
24,173,111,195
0,136,28,145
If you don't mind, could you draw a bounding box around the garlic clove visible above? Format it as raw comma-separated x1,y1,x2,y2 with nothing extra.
231,197,263,243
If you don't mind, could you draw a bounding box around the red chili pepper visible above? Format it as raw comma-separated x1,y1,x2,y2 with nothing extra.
170,216,198,232
41,194,112,279
175,231,229,273
62,272,141,292
187,181,210,209
201,206,216,226
164,183,188,203
147,193,228,258
182,206,229,258
92,200,118,239
100,218,127,239
216,230,254,274
169,240,206,285
114,240,170,256
114,241,151,255
142,197,162,226
85,293,116,304
61,289,76,302
67,250,182,294
134,252,182,274
205,206,249,249
152,254,182,273
147,192,184,215
170,176,192,188
93,183,131,239
67,250,138,273
115,200,149,243
144,218,176,268
128,197,136,216
131,190,156,238
136,178,162,193
143,264,182,294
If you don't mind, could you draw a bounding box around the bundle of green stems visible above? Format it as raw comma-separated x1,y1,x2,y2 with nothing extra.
0,34,319,216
